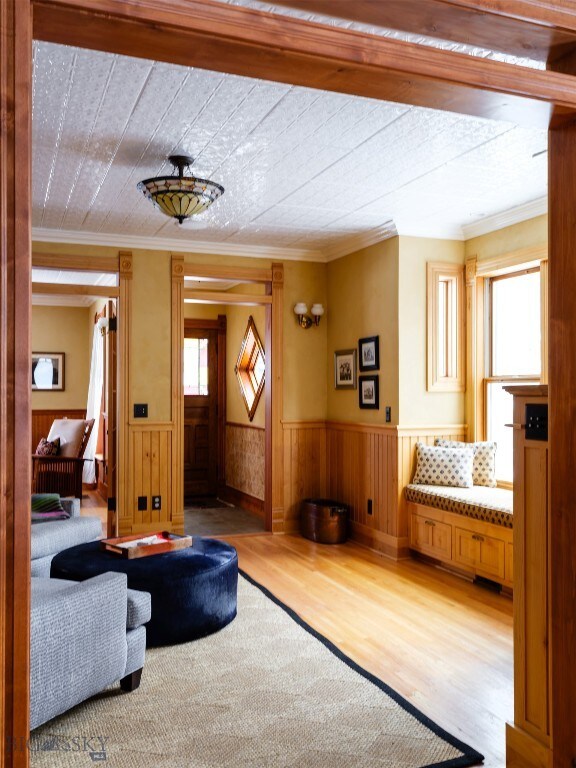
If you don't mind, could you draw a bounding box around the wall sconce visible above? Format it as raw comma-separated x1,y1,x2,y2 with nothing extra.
294,302,324,329
96,317,109,337
96,316,117,336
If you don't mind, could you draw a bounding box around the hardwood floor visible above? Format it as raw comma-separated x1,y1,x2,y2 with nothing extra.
77,493,511,765
224,534,512,768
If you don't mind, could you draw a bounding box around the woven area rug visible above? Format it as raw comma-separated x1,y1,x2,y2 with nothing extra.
30,572,484,768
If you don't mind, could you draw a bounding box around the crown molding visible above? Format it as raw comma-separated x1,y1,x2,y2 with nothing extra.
32,227,325,263
322,223,398,262
461,196,548,240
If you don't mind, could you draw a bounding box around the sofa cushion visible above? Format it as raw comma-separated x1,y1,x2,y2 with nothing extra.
412,443,474,488
47,419,87,458
31,516,102,561
435,439,497,488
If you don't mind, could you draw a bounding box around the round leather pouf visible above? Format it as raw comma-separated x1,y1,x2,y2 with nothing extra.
51,537,238,647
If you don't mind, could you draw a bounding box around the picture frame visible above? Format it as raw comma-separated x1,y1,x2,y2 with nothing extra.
358,335,379,372
359,375,379,409
334,349,357,389
32,352,65,391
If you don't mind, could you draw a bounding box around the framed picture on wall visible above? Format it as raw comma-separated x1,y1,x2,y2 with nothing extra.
334,349,357,389
32,352,65,391
358,335,379,372
359,375,379,409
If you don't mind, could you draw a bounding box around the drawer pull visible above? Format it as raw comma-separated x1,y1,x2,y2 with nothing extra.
424,520,436,527
472,533,485,542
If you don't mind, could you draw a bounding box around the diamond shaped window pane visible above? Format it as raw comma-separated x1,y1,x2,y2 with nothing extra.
235,316,265,421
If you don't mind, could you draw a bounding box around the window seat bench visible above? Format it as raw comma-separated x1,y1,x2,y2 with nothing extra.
405,483,513,588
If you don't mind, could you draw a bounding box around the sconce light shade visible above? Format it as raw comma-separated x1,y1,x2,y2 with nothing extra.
96,317,109,336
311,304,324,324
294,302,308,316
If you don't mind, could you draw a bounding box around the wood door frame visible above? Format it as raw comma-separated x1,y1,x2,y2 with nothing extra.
30,250,129,535
179,262,282,533
4,1,576,764
184,316,227,495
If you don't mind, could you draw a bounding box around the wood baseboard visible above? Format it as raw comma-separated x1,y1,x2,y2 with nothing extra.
220,485,264,518
349,520,410,560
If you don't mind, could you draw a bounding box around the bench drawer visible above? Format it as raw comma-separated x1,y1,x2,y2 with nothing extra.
410,514,452,560
454,526,506,580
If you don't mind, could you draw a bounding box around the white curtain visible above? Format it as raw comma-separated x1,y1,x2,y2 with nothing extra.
83,324,104,483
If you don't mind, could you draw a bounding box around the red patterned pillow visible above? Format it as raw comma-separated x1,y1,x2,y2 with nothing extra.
35,437,60,456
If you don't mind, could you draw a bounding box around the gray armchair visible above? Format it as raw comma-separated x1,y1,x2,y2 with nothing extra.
31,497,102,577
30,572,151,730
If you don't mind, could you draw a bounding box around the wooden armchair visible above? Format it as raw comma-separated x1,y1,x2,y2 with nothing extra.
32,418,95,499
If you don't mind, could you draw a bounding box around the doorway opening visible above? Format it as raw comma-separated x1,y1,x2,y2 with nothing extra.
182,311,266,537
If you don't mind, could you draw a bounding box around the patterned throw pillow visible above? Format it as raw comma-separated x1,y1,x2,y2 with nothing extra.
35,436,60,456
412,443,474,488
435,439,497,488
31,493,69,522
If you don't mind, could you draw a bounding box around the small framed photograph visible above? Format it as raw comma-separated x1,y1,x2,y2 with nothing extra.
32,352,65,391
334,349,357,389
359,375,379,409
358,335,379,372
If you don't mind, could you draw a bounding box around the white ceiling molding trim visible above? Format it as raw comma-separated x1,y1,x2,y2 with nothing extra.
461,196,548,240
322,223,398,262
32,227,324,263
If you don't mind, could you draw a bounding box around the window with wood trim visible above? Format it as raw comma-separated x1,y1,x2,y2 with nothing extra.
484,267,541,483
427,262,465,392
235,316,265,421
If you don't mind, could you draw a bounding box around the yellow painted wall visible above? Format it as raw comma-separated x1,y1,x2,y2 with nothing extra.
465,214,547,262
31,305,91,410
398,236,466,425
283,261,328,421
130,249,173,422
327,238,399,424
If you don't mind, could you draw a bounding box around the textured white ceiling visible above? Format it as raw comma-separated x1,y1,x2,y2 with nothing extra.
31,268,118,306
32,41,548,258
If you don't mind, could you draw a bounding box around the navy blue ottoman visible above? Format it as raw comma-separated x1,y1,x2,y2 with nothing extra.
51,537,238,647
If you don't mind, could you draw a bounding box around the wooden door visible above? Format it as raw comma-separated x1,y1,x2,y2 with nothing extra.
184,327,219,498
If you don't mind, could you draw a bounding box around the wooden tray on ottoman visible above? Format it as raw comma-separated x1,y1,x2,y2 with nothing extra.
101,531,192,559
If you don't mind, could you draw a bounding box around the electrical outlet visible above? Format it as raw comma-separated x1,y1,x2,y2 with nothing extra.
385,406,391,423
152,495,161,511
137,496,147,511
367,498,373,516
134,403,148,418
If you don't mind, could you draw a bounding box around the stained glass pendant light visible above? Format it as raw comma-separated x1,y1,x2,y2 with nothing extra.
137,154,224,224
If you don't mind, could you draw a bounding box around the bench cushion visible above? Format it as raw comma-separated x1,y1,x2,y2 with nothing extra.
405,483,513,528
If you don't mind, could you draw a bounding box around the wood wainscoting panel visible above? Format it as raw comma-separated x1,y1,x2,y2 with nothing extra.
120,423,183,535
324,422,467,559
283,421,327,534
326,422,399,557
32,409,86,452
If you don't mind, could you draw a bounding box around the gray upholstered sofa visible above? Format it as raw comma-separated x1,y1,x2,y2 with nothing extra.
31,497,102,577
30,572,151,730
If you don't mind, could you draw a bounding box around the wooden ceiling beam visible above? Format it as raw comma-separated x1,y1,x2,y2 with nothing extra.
32,0,576,128
272,0,576,64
